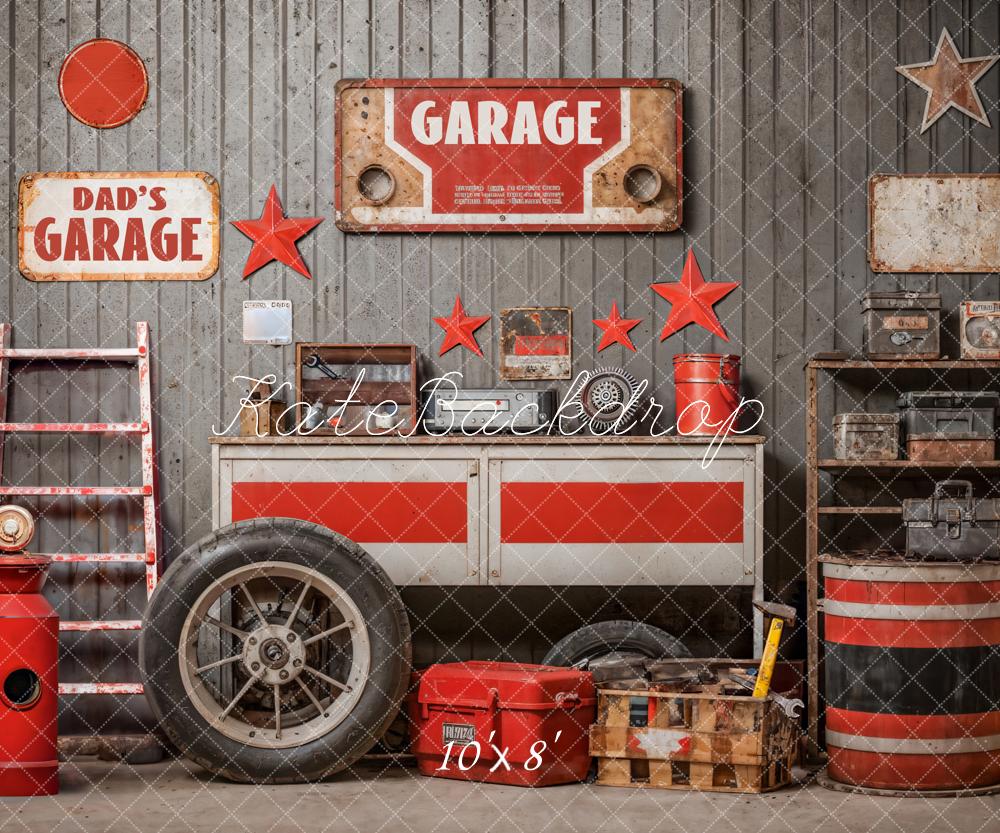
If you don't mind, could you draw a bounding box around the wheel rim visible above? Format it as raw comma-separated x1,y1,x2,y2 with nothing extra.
178,561,371,749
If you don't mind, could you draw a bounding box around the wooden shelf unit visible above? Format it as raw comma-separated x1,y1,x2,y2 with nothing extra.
805,356,1000,753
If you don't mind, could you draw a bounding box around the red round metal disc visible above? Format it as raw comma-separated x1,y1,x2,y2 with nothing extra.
58,39,148,128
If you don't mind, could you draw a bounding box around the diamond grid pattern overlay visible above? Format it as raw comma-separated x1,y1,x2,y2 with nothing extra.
1,0,1000,830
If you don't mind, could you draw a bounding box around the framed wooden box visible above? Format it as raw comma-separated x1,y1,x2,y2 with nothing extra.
295,343,418,436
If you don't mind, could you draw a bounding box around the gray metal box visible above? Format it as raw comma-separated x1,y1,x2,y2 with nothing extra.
903,480,1000,562
862,292,941,360
833,413,899,460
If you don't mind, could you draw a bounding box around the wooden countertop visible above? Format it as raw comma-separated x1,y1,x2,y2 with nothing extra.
210,434,767,446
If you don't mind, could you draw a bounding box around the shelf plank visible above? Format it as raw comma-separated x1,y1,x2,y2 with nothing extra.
817,506,902,515
819,458,1000,469
809,357,1000,370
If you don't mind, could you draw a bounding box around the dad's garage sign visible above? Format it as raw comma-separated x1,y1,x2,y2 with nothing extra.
336,79,682,233
18,171,220,281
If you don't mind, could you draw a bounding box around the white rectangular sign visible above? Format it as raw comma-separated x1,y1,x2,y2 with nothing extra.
18,171,220,281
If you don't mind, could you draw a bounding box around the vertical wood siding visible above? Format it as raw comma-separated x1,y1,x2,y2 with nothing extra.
2,0,999,729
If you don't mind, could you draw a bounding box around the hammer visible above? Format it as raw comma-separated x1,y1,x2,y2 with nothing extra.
752,600,796,700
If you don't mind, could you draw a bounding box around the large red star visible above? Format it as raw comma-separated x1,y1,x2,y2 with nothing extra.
593,301,642,352
434,295,491,356
231,185,323,279
651,250,739,341
896,28,999,132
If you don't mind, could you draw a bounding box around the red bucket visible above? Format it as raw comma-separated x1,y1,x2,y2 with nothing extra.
673,354,741,435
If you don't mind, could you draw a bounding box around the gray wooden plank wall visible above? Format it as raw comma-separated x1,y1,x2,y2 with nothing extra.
2,0,1000,731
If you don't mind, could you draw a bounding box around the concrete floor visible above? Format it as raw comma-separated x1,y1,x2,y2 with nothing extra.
3,759,998,833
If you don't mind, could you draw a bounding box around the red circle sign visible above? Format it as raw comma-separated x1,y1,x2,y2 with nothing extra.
58,39,148,128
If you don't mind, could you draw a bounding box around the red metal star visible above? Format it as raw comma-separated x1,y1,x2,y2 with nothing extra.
593,301,642,352
231,185,323,279
434,295,491,356
650,250,739,341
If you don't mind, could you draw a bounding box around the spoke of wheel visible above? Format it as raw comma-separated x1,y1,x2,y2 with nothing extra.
239,582,266,626
218,671,263,722
194,655,241,674
202,616,248,640
273,685,282,740
302,620,353,646
284,578,313,628
304,665,351,693
295,677,326,716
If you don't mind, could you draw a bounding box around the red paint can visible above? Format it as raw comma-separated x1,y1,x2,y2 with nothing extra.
673,354,741,435
407,661,595,786
0,555,58,796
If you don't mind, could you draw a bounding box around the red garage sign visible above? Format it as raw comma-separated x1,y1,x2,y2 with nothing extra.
18,171,220,281
336,79,682,233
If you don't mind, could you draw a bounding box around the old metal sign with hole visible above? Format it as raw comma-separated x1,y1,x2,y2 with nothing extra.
335,79,682,233
18,171,220,281
869,174,1000,273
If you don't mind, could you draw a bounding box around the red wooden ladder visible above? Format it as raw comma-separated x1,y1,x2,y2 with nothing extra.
0,322,161,696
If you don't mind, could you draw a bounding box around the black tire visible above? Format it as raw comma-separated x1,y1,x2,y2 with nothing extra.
541,620,690,667
139,518,411,784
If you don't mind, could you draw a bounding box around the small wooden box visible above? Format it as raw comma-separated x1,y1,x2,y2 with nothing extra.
295,343,418,436
238,383,288,436
589,685,800,793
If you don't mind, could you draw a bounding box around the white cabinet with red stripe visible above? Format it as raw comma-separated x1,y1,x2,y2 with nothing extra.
212,436,763,597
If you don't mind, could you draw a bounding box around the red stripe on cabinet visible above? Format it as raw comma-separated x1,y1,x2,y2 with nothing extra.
500,481,743,544
232,481,467,543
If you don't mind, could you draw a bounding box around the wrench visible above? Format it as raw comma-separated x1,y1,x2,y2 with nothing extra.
304,354,343,382
727,675,803,718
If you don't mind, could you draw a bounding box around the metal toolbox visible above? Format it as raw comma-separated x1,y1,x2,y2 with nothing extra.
960,300,1000,359
903,480,1000,562
407,661,596,786
862,292,940,360
833,413,899,460
897,390,997,461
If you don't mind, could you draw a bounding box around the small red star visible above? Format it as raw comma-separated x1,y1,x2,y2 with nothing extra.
651,250,739,341
593,301,642,352
231,185,323,279
434,295,491,356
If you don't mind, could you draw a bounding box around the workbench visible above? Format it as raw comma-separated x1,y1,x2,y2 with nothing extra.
211,435,765,649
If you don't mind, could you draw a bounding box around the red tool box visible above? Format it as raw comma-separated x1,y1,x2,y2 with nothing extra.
408,661,596,786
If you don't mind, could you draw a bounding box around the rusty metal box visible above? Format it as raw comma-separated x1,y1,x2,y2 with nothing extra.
898,390,998,462
833,413,899,460
903,480,1000,561
960,301,1000,359
862,292,941,360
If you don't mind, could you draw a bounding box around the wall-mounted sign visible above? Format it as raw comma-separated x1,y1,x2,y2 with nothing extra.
59,39,149,128
869,174,1000,273
18,171,220,281
500,307,572,381
243,300,293,345
336,78,682,233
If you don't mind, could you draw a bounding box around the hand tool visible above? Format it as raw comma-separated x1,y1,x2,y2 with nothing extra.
726,674,803,719
752,599,796,699
304,353,343,382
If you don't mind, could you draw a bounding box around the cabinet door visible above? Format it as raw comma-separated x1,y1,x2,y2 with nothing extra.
221,453,480,585
488,450,755,586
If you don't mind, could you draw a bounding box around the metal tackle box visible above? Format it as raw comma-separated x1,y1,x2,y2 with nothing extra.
833,413,899,460
897,390,998,462
903,480,1000,562
862,291,941,360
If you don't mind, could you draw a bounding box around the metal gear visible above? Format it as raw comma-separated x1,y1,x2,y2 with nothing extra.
573,367,642,428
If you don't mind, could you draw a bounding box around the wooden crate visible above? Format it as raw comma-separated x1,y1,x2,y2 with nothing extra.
295,343,417,436
589,686,800,793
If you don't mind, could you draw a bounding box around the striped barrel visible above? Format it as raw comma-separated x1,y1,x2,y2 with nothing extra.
822,556,1000,791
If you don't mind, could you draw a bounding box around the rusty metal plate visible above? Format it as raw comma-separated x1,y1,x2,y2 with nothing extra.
18,171,220,281
499,307,572,381
869,174,1000,273
335,79,682,233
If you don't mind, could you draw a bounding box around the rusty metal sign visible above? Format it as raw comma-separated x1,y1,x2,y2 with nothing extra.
335,79,682,233
499,307,572,381
869,174,1000,273
18,171,220,281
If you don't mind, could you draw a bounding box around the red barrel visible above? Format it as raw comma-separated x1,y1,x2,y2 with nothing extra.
673,354,741,435
822,556,1000,791
0,555,58,796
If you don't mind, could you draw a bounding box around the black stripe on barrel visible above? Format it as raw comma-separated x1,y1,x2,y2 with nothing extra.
821,557,1000,791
